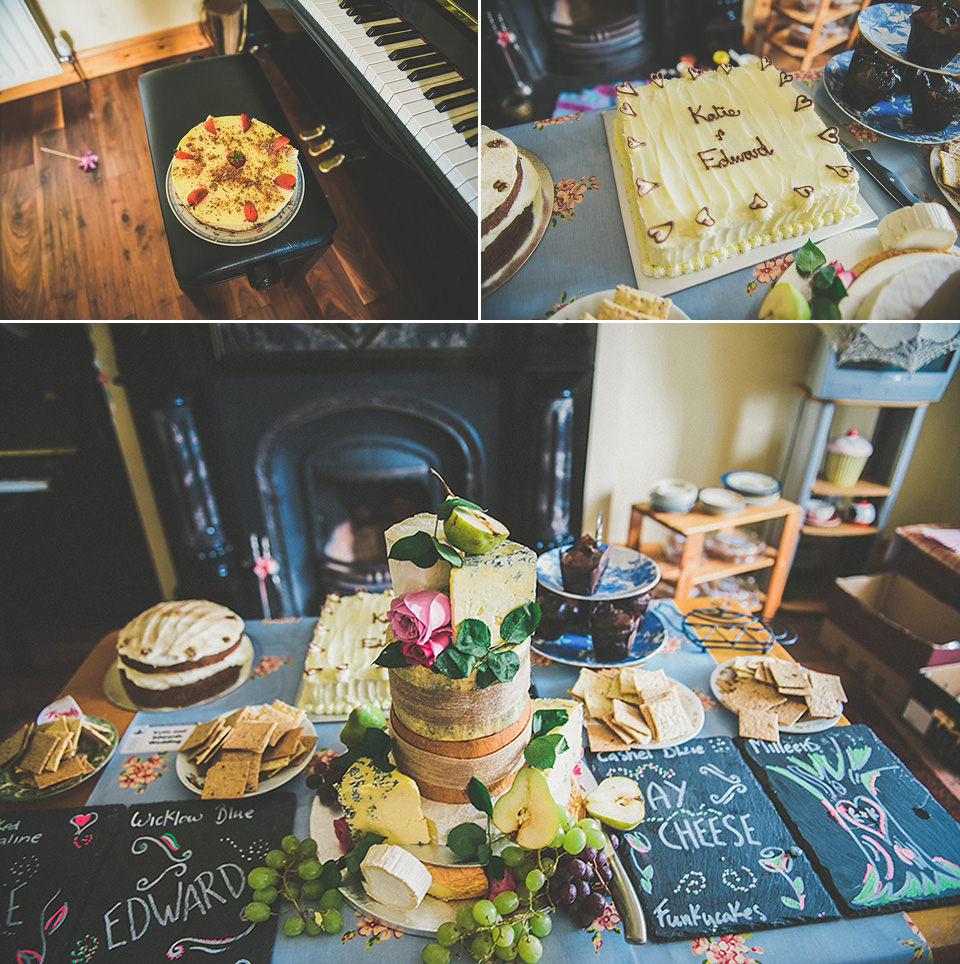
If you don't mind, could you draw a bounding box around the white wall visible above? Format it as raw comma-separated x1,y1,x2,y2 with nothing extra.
582,322,960,548
34,0,200,51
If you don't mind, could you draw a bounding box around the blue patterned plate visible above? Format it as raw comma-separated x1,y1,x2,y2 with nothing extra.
537,544,661,600
824,51,960,144
532,609,665,668
859,2,960,74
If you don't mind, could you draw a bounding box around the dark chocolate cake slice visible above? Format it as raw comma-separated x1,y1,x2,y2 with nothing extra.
906,0,960,69
909,69,960,130
842,40,903,110
560,533,610,595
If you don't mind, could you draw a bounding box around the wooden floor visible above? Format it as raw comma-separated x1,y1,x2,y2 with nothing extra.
0,49,453,320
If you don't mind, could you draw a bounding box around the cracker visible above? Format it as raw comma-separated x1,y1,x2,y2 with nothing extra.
261,727,302,764
80,718,113,747
17,730,61,775
42,735,71,773
769,661,811,692
0,724,33,769
202,759,249,799
611,700,653,743
739,708,780,742
773,699,809,727
179,719,221,755
288,734,318,769
569,668,609,702
602,715,641,745
582,687,615,721
34,754,92,790
642,688,692,743
586,720,628,753
221,721,274,754
614,283,671,320
721,678,786,713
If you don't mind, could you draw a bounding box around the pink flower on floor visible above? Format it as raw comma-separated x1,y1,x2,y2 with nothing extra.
118,753,169,793
388,590,453,667
353,914,404,945
552,175,599,225
534,113,584,129
848,123,877,143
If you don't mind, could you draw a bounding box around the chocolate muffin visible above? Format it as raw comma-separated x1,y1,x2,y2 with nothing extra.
909,69,960,130
560,534,610,595
842,41,903,110
590,594,651,662
906,0,960,69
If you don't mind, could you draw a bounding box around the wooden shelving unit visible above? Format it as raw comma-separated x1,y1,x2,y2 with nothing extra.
761,0,871,70
627,499,804,621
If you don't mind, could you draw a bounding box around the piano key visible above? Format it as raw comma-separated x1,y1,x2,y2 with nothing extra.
288,0,478,231
388,43,434,61
397,54,444,71
436,92,475,113
366,21,409,36
423,79,471,100
376,29,417,45
407,63,452,81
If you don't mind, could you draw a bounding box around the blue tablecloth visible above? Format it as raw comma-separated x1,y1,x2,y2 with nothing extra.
85,603,927,963
481,69,955,321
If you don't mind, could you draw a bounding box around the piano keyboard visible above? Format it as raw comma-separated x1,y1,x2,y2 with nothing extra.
287,0,478,223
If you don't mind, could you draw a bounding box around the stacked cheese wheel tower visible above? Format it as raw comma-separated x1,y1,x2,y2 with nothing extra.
384,513,536,804
171,113,298,231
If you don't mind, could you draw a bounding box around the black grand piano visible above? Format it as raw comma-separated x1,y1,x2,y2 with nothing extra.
248,0,477,312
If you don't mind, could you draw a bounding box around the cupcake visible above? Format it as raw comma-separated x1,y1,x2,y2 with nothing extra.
590,594,650,662
842,41,903,111
909,70,960,131
906,0,960,69
560,533,610,595
823,430,873,486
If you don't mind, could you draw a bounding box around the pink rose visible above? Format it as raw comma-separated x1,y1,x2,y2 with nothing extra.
333,817,353,854
388,590,453,668
827,260,858,289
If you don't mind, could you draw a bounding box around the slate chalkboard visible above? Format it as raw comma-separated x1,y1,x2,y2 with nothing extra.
67,792,296,963
1,804,126,963
590,736,839,941
740,724,960,917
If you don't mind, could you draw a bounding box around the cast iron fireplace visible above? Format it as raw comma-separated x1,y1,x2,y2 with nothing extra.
112,324,597,619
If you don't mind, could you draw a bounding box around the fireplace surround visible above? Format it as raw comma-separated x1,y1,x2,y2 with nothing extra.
111,324,597,619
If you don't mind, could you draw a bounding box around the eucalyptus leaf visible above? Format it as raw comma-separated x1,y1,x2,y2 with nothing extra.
467,776,493,817
387,531,440,568
434,647,476,679
524,732,566,769
476,843,492,864
447,822,486,857
795,239,825,278
532,708,569,739
437,497,483,521
810,296,842,320
457,618,491,651
488,855,506,882
373,641,409,669
500,602,541,644
434,538,464,568
486,649,521,684
475,663,497,689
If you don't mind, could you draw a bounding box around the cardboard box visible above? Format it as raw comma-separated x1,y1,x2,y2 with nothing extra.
818,573,960,710
902,664,960,771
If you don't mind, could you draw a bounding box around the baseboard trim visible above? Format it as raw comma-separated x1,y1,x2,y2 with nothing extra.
0,23,210,104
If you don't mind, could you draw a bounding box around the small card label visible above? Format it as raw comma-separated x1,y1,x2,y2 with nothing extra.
120,723,194,754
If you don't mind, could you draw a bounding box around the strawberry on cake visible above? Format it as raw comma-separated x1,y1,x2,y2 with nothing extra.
171,113,298,231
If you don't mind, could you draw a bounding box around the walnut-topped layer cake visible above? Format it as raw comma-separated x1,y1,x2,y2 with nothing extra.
171,114,298,231
614,61,861,276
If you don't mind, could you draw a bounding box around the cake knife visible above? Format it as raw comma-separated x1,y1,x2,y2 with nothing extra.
579,769,647,943
818,105,921,207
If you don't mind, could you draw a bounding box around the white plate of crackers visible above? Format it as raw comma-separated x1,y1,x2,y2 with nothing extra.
570,664,704,753
551,286,690,320
0,712,117,802
176,700,317,800
710,656,846,740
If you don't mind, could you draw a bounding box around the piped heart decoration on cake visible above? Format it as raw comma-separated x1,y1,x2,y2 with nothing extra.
718,62,733,75
818,126,840,143
636,178,660,197
759,57,773,70
795,95,813,111
749,193,769,210
647,221,673,243
651,71,665,88
619,101,637,117
793,185,815,198
779,71,794,87
827,164,855,178
626,136,646,150
616,81,639,96
695,206,716,227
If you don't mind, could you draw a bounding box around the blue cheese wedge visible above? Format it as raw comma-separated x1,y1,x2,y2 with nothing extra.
337,759,434,845
449,539,537,641
360,843,432,910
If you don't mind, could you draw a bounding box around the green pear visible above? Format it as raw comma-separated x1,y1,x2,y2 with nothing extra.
584,776,645,831
442,501,509,555
339,702,387,747
491,766,560,850
758,282,812,321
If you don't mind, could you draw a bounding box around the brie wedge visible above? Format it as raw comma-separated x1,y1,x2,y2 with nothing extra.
360,844,432,910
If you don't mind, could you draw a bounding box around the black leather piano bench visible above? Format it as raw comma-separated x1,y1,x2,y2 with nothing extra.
138,53,337,315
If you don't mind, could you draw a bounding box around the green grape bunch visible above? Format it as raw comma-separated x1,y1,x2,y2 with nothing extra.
420,816,620,963
242,834,345,937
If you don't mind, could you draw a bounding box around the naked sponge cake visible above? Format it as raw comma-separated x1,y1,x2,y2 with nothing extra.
171,114,298,232
614,61,860,277
481,125,541,277
117,600,250,708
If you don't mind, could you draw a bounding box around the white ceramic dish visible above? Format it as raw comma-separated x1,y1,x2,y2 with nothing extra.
550,288,690,320
600,680,706,750
176,716,316,798
697,488,745,515
709,659,842,733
